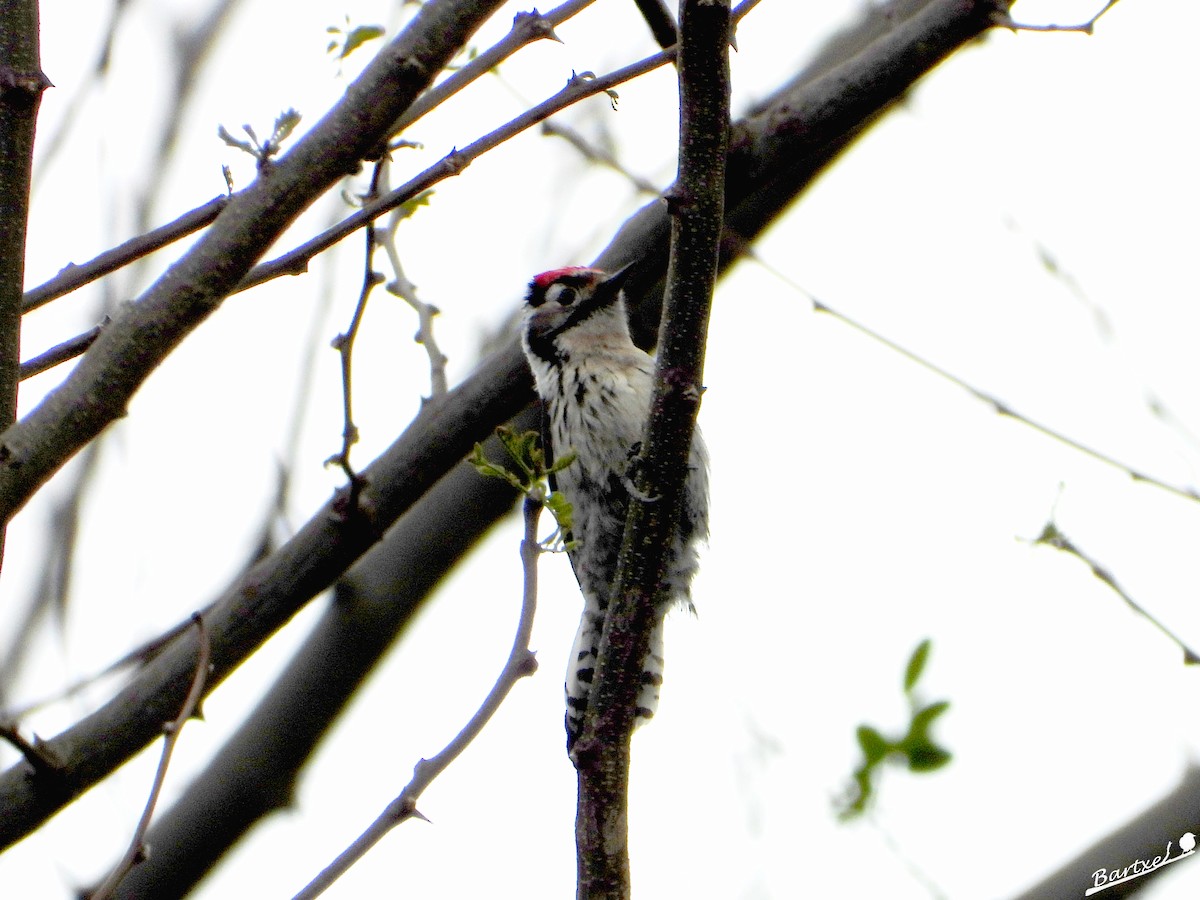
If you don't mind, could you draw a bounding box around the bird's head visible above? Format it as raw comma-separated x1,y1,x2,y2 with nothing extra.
522,265,635,363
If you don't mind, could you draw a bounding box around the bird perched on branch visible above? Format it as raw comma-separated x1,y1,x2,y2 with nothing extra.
521,265,709,747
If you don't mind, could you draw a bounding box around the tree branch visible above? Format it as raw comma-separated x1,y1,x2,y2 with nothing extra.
90,614,210,900
573,3,730,898
0,338,532,848
291,488,542,900
234,49,677,297
0,0,509,529
0,0,50,572
17,320,104,381
630,0,678,50
97,418,532,899
20,197,227,314
0,0,1010,850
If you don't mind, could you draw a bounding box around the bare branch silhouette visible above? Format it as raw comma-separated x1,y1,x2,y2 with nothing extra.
573,3,729,895
0,0,1018,856
90,615,210,900
293,481,544,900
0,0,511,529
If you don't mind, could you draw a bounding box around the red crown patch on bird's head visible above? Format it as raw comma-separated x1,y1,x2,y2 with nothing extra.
532,266,596,290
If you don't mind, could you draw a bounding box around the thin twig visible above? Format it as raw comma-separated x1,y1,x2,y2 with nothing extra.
2,610,200,720
0,0,511,532
0,0,996,848
1032,521,1200,664
17,320,106,380
27,0,767,381
326,162,387,497
292,493,543,900
789,283,1200,507
90,614,211,900
235,50,679,297
541,120,662,195
0,439,102,709
387,0,594,143
377,190,449,397
997,0,1120,34
21,198,227,314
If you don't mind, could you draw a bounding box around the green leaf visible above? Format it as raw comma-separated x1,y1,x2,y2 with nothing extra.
838,766,875,820
909,700,951,738
394,189,434,222
903,638,931,693
856,725,890,766
497,427,544,481
906,743,953,772
548,449,578,475
545,492,573,532
338,24,385,60
469,442,521,490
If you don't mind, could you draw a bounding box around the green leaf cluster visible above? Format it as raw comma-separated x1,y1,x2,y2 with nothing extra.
470,427,576,541
839,638,952,820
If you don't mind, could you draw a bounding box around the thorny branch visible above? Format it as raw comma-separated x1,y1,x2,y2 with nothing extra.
0,0,1014,850
0,0,49,573
1032,520,1200,664
17,0,757,388
0,0,512,532
20,197,228,314
0,719,60,776
291,491,543,900
90,615,211,900
375,176,448,398
326,161,388,495
18,321,105,381
573,2,729,897
234,48,680,297
19,5,650,381
386,0,594,143
688,253,1200,508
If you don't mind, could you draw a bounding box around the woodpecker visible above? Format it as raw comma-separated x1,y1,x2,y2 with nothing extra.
520,265,709,747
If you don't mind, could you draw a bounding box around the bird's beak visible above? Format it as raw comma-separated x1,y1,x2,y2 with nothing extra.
600,261,637,293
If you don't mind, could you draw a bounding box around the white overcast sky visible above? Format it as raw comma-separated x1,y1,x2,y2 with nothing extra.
4,1,1200,898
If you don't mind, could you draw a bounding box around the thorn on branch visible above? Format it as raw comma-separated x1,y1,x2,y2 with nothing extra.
513,9,563,44
0,721,64,777
0,65,53,98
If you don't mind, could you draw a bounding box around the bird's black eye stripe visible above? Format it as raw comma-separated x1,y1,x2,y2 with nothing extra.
526,272,594,309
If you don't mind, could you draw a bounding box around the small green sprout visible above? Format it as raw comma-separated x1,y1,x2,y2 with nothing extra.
838,638,952,820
